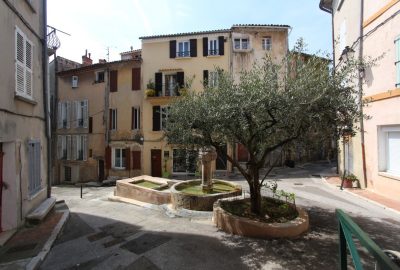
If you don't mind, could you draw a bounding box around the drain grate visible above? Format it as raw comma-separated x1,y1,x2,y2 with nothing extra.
121,233,171,255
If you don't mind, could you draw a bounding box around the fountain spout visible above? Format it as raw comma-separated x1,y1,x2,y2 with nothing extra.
199,148,217,192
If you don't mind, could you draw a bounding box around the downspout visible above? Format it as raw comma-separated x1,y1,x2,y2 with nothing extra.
42,0,52,198
358,0,368,188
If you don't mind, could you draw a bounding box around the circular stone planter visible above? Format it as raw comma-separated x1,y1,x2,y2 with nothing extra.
170,180,242,211
213,198,309,239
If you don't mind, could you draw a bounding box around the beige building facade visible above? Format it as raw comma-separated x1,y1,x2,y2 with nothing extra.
0,0,49,232
320,0,400,198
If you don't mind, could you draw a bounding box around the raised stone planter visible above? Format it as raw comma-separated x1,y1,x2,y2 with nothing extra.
213,198,309,239
115,175,177,205
170,180,242,211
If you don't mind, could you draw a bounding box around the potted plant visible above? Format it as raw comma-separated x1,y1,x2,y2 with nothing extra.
145,80,156,97
342,173,359,188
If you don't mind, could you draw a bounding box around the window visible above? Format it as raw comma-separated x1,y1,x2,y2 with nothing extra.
173,149,198,174
395,36,400,88
110,109,117,130
177,41,190,57
15,27,33,99
161,106,169,130
234,38,249,50
209,71,219,88
112,148,126,169
75,100,88,128
58,135,67,159
58,101,70,129
95,71,105,83
209,38,219,55
28,140,41,195
165,74,178,96
378,126,400,177
74,135,87,161
132,107,140,130
64,166,71,182
262,37,272,51
72,76,78,88
152,106,169,131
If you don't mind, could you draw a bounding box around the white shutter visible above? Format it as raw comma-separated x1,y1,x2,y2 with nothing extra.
25,40,33,97
387,132,400,175
72,76,78,88
72,135,77,160
57,102,62,129
15,30,25,95
83,135,87,161
66,135,71,160
72,101,77,128
66,101,71,129
83,100,88,128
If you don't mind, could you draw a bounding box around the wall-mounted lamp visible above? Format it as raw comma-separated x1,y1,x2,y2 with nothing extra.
339,46,355,62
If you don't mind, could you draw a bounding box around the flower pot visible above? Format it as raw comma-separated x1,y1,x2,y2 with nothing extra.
342,179,353,188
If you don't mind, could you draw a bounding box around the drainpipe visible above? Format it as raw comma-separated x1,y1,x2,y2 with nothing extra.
358,0,368,188
42,0,52,198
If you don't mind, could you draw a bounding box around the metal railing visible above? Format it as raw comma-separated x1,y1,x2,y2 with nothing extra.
153,84,180,97
337,209,399,269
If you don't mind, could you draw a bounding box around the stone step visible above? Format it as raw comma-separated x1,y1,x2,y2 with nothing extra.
26,197,56,223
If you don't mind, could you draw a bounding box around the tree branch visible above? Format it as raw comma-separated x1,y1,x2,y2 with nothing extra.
260,149,283,186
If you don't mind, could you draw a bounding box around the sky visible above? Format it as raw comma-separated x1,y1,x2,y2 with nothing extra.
48,0,332,63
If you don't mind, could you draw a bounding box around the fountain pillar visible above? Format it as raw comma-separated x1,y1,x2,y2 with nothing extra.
199,148,217,192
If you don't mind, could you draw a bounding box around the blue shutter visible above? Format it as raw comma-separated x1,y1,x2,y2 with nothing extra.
28,140,41,195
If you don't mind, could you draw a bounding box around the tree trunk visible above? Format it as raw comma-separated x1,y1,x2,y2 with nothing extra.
248,166,262,215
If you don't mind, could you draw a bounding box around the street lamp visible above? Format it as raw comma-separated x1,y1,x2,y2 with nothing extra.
339,46,355,62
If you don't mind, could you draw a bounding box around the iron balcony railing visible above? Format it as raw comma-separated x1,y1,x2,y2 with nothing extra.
176,51,190,57
208,49,219,56
337,209,400,269
153,84,180,97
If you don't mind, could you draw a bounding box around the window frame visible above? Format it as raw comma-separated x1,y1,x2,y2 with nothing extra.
110,108,117,131
176,40,190,58
262,36,272,51
112,147,126,169
208,38,219,56
378,125,400,179
75,135,87,161
209,71,219,88
132,107,141,130
160,106,170,130
95,71,105,83
233,37,250,51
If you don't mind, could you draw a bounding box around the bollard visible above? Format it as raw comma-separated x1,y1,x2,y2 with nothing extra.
80,184,83,199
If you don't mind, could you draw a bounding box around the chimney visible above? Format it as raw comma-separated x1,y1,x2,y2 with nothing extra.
99,59,107,64
82,49,93,66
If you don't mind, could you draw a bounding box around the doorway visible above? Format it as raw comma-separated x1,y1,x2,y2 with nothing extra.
98,160,105,181
216,145,227,170
151,149,162,177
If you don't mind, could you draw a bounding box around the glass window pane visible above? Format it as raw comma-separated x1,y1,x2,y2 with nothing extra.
387,132,400,175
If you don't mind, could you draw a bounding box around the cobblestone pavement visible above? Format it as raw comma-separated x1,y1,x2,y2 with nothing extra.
42,162,400,270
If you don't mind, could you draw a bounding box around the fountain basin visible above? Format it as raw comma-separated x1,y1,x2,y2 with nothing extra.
115,175,176,205
170,180,242,211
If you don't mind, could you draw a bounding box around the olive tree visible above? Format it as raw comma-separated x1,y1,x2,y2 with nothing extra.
165,43,363,215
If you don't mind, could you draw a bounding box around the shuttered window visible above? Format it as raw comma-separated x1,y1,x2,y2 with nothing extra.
57,135,67,159
74,135,87,161
132,151,141,170
112,148,126,169
58,101,70,129
28,140,41,195
395,36,400,87
110,109,117,130
132,107,140,130
132,68,141,90
15,27,33,99
110,70,118,92
74,100,88,128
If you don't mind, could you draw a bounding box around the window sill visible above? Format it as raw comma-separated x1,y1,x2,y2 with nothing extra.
15,94,37,105
28,187,45,201
207,55,221,58
175,56,192,60
233,49,252,53
111,167,126,170
378,172,400,181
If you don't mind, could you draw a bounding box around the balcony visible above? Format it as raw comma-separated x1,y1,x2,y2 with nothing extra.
47,26,60,56
146,84,182,105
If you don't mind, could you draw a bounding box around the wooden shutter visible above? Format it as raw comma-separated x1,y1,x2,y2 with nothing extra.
57,135,62,159
57,102,62,129
15,30,25,95
110,70,118,92
177,72,184,89
72,135,77,160
190,39,197,57
66,135,71,160
132,67,141,90
109,109,112,130
89,117,93,133
28,141,41,195
83,100,88,128
72,101,77,128
169,40,176,58
138,107,140,130
25,40,33,97
105,146,111,169
155,72,162,95
66,101,71,129
83,135,87,161
203,37,208,56
132,150,141,170
218,36,225,56
131,107,135,130
203,70,208,87
125,148,131,171
153,106,161,131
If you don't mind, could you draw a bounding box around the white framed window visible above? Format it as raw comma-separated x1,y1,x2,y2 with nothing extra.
112,148,126,169
209,71,219,88
177,41,190,57
15,27,33,99
75,100,88,128
72,76,78,88
378,126,400,177
209,38,219,56
132,107,140,130
234,38,249,50
262,37,272,51
75,135,87,161
161,106,170,130
57,135,67,159
395,36,400,88
110,108,117,130
95,71,105,83
58,101,71,129
173,149,198,174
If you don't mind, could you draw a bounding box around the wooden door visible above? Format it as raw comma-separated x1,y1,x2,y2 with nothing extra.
98,160,105,181
151,149,162,177
237,143,249,162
